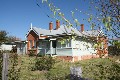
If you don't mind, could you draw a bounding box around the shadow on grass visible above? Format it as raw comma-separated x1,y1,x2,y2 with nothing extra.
60,74,93,80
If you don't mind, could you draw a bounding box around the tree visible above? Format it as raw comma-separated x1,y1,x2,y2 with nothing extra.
7,36,21,42
0,30,21,45
0,30,8,45
110,40,120,48
109,40,120,55
90,0,120,37
37,0,119,38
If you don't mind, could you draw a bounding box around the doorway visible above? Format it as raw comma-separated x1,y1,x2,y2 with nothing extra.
52,41,56,54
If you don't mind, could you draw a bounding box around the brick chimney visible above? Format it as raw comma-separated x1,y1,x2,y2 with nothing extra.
49,21,53,30
81,24,84,32
56,20,60,30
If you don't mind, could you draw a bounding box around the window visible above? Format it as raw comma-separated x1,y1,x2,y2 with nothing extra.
42,41,46,48
62,43,66,48
29,40,32,49
66,39,71,47
57,41,61,48
61,39,66,48
61,39,71,48
38,41,49,48
38,42,42,48
57,38,71,48
34,40,36,48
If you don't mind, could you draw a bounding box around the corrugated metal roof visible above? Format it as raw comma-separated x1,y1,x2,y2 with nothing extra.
32,25,104,37
82,30,104,37
111,37,120,41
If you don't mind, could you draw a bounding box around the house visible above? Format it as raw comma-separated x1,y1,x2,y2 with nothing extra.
15,40,28,55
0,42,16,51
0,40,27,54
26,20,108,62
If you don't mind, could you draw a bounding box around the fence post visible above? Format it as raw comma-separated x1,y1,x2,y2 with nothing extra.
70,66,82,80
2,53,9,80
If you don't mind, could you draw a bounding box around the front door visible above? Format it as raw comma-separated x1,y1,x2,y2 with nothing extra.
52,41,56,54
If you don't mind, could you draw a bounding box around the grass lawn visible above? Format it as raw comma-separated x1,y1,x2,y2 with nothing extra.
18,55,47,80
16,55,120,80
75,57,120,79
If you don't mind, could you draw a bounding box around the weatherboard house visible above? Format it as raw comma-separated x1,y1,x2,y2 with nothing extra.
26,20,108,62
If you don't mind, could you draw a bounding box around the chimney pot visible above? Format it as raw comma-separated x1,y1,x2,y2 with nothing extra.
56,20,60,30
81,24,84,32
49,21,53,30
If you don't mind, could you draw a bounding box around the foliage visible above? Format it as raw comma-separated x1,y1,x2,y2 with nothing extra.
0,30,20,46
45,57,120,80
112,40,120,48
28,49,36,57
108,46,120,55
98,0,120,37
8,53,21,80
10,46,17,53
0,30,8,45
45,59,70,80
108,40,120,55
7,36,21,42
1,50,10,53
75,58,120,80
11,55,120,80
19,55,47,80
37,53,45,57
38,0,120,47
34,56,55,71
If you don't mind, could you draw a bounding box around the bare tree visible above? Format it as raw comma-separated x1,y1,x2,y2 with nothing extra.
37,0,120,38
91,0,120,37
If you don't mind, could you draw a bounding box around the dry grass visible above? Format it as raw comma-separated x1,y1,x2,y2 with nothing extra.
17,55,120,80
18,55,47,80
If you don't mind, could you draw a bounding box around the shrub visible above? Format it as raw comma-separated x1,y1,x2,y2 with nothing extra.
8,53,21,80
36,53,45,57
45,60,70,80
75,58,120,80
28,49,36,57
34,56,55,71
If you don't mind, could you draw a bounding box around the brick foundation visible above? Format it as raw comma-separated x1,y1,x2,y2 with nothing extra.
57,54,101,62
57,56,73,62
73,55,99,62
80,55,99,60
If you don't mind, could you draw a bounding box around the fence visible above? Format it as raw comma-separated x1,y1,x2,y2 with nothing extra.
70,66,83,80
2,53,9,80
0,52,3,80
70,66,91,80
1,53,19,80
